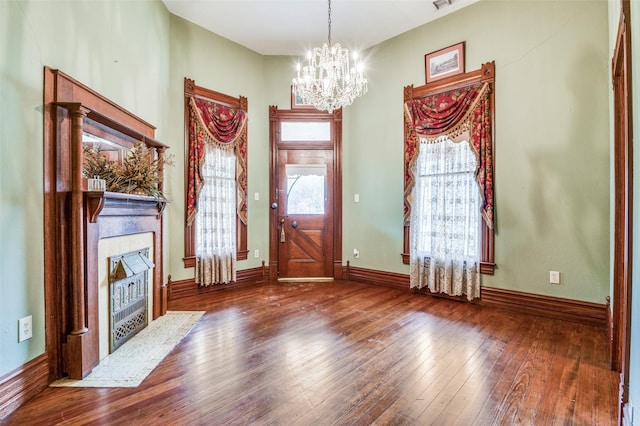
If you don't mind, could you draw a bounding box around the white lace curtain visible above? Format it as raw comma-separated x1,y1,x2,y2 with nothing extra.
410,135,480,300
195,145,237,286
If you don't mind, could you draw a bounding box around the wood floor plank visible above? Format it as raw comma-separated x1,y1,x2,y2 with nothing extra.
433,308,516,425
1,281,618,425
451,312,536,425
423,310,513,424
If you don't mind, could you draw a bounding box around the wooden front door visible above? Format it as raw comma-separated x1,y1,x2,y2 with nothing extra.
269,107,343,280
277,149,334,278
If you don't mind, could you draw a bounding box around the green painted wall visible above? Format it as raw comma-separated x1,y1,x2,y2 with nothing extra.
0,0,170,377
164,14,269,281
256,1,610,304
0,0,620,399
340,0,610,303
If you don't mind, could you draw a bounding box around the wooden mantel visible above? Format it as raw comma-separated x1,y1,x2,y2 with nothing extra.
44,67,169,380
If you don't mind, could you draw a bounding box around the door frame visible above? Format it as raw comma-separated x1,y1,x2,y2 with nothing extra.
268,106,343,281
611,1,633,424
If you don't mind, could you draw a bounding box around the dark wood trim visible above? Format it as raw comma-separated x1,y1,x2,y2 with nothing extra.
0,354,49,421
167,266,267,301
183,256,196,268
612,2,633,424
402,61,495,275
333,109,344,280
478,287,608,328
344,265,607,327
268,106,279,280
345,264,409,291
479,262,496,275
406,61,495,100
47,70,156,136
607,295,613,347
43,67,63,381
183,78,248,267
185,78,248,110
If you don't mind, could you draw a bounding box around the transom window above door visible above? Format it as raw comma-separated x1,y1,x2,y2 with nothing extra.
281,121,331,141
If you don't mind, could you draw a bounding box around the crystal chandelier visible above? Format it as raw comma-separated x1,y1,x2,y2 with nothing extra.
292,0,368,113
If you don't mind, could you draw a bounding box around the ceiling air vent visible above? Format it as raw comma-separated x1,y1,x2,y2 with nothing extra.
433,0,452,10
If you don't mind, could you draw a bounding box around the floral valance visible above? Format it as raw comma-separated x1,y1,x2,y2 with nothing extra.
404,81,493,228
186,96,248,226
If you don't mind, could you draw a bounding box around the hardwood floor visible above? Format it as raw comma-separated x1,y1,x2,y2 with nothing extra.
2,281,618,425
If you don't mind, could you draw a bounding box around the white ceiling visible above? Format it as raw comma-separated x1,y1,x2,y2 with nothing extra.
162,0,480,56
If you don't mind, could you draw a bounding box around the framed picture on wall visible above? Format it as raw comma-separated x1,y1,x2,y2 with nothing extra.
291,86,315,110
425,42,465,83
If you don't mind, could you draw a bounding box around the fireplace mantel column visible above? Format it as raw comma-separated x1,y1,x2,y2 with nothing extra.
63,102,94,379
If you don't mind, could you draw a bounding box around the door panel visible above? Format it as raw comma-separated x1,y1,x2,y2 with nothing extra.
278,149,333,278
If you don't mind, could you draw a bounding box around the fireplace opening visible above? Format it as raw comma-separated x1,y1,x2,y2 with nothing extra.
109,248,154,352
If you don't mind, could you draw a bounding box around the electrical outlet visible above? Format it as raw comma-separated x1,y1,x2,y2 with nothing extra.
353,248,360,259
549,271,560,284
18,315,32,342
254,249,260,258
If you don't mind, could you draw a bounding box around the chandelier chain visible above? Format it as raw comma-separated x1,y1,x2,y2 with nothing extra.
327,0,332,45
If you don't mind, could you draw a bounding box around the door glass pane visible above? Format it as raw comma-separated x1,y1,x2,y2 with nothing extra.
281,122,331,141
286,164,326,214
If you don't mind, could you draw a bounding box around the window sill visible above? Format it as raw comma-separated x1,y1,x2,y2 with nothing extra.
401,253,495,275
183,250,249,268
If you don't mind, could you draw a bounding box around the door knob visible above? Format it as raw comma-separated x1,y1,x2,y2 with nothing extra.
271,202,278,209
291,220,298,228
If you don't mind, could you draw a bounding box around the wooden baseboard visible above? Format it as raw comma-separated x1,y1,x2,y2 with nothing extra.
344,265,409,291
478,286,608,328
168,266,267,300
0,353,49,421
345,265,607,328
171,264,608,327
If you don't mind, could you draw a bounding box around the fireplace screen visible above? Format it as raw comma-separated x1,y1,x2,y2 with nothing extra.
109,248,154,352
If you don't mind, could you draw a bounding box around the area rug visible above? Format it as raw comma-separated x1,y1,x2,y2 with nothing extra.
50,310,204,388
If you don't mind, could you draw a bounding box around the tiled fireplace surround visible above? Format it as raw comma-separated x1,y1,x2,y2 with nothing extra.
99,234,154,361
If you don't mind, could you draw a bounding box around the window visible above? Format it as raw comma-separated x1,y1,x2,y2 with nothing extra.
194,147,237,285
184,78,249,268
403,62,495,277
412,137,480,260
410,136,482,299
285,164,327,215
